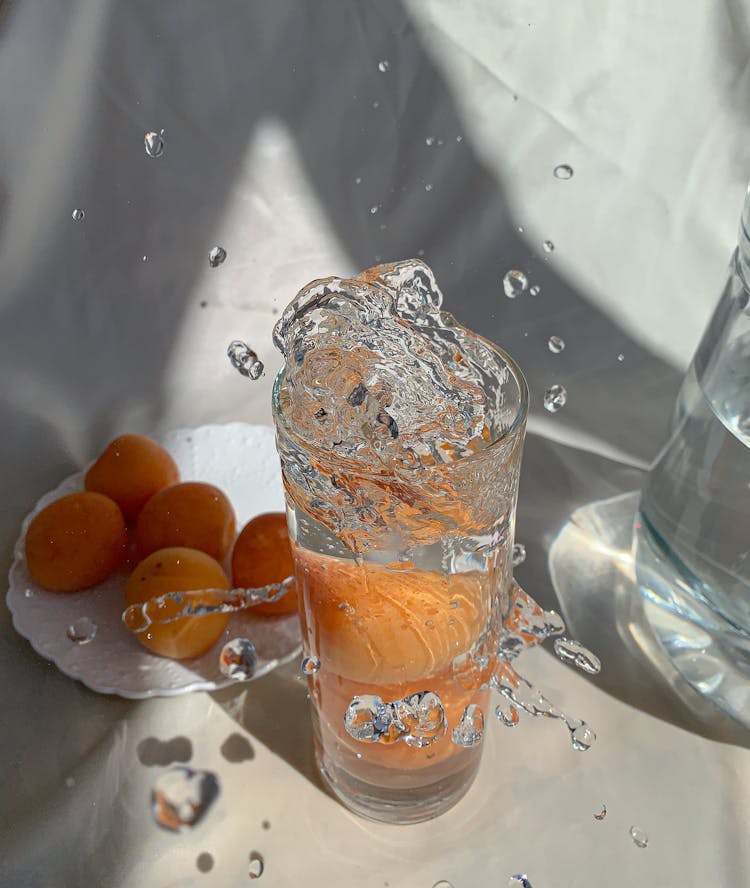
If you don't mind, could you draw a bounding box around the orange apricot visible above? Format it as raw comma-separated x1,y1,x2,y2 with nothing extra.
231,512,298,616
135,482,236,562
125,547,230,659
25,492,127,592
85,433,179,521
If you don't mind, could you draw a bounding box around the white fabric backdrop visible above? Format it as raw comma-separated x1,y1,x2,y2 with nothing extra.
1,1,749,885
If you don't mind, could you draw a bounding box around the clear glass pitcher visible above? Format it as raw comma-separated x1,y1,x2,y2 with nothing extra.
637,185,750,711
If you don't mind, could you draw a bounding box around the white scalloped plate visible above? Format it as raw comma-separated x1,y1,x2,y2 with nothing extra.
6,423,302,698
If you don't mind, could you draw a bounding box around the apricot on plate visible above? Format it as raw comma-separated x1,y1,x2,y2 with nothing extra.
231,512,298,616
25,491,127,592
135,482,236,562
85,433,179,521
125,547,230,659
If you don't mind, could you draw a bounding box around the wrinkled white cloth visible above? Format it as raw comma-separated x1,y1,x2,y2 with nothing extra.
1,2,749,886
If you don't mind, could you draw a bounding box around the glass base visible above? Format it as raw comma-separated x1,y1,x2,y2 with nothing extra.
314,741,481,825
634,516,750,727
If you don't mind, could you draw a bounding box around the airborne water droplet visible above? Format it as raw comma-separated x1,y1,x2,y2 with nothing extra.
219,638,257,681
543,384,567,413
529,285,541,296
24,588,34,599
208,246,227,267
248,851,264,879
377,60,390,72
301,656,321,675
548,336,565,354
508,876,533,888
617,353,625,362
71,208,85,221
425,136,435,146
370,204,380,215
503,270,528,299
144,131,164,158
151,766,219,832
553,163,574,179
594,804,607,821
451,703,484,747
227,340,264,380
512,542,526,566
196,852,214,873
495,701,520,727
570,722,596,751
542,240,555,253
67,617,97,644
630,826,648,848
425,183,434,192
554,637,601,675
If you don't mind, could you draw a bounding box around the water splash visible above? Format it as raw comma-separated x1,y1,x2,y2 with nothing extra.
67,617,96,644
121,578,294,633
553,164,573,179
344,691,447,748
151,766,219,832
543,384,567,413
553,637,601,675
495,699,520,727
594,804,607,821
548,336,565,354
219,638,257,681
227,340,264,380
630,826,648,848
71,208,85,221
248,851,265,879
144,131,164,158
512,542,526,566
301,656,321,675
208,246,227,267
503,270,528,299
451,704,484,747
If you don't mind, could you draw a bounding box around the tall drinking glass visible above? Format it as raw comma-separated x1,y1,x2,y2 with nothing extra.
272,263,528,824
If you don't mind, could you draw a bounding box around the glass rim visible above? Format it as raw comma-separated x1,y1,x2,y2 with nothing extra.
272,331,529,468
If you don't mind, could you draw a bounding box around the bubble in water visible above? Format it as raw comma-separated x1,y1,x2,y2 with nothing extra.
512,542,526,566
529,285,541,296
543,384,567,413
248,851,264,879
338,601,355,616
503,270,528,299
451,703,484,747
144,131,164,158
508,876,533,888
219,638,257,681
495,700,520,727
542,240,555,253
67,617,97,644
301,656,321,675
548,336,565,354
554,637,601,675
570,722,596,751
553,164,574,179
630,826,648,848
71,208,85,221
208,246,227,267
151,766,219,832
594,804,607,821
196,853,214,873
378,60,390,72
227,340,264,380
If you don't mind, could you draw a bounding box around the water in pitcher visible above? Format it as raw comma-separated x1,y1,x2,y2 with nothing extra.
639,253,750,658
